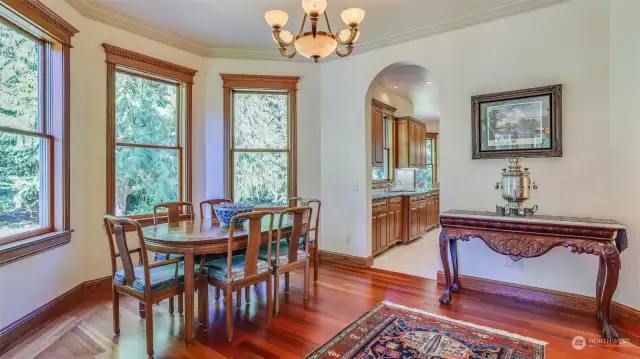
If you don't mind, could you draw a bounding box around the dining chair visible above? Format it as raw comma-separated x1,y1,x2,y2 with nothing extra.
199,198,232,223
259,206,312,315
202,211,274,341
288,197,321,282
152,201,195,315
103,215,207,359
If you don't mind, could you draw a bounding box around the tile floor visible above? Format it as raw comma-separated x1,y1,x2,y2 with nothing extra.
371,228,441,279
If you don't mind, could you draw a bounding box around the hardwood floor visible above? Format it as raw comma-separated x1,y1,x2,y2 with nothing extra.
4,263,640,358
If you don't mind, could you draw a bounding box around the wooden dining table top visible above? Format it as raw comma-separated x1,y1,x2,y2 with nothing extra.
141,213,296,246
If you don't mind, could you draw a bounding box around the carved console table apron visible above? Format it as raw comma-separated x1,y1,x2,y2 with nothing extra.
438,210,627,340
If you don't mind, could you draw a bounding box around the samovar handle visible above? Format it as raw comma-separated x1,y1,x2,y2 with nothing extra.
532,205,539,213
495,181,501,190
532,181,538,190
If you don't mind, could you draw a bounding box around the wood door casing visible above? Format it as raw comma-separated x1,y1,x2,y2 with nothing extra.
372,107,384,167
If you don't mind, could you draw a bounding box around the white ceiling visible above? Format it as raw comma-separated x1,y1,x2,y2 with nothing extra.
68,0,569,59
373,64,440,121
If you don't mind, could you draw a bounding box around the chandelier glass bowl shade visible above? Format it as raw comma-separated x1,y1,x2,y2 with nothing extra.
265,1,365,62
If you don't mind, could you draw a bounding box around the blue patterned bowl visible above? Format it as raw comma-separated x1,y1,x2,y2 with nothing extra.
213,203,254,227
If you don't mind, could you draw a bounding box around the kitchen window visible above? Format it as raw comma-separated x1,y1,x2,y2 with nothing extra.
372,115,394,181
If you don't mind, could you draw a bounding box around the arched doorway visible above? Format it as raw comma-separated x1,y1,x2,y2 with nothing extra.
365,62,442,279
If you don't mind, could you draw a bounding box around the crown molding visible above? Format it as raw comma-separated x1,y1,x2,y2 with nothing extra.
102,43,198,82
220,73,300,90
64,0,570,62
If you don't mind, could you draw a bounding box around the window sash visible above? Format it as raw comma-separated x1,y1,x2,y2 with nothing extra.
110,68,185,217
0,23,55,244
228,90,293,207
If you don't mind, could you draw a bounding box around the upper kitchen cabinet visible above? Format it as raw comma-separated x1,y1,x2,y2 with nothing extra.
395,117,427,169
371,99,396,167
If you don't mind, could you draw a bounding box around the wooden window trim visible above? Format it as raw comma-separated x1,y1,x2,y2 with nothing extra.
104,44,198,219
427,132,438,183
0,1,76,264
221,73,299,208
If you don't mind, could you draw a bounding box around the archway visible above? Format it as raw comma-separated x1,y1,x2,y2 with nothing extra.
365,62,442,279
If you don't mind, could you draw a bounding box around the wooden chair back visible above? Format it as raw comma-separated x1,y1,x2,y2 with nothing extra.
288,197,321,237
199,198,232,221
227,211,274,281
277,206,312,264
153,201,194,225
103,215,150,288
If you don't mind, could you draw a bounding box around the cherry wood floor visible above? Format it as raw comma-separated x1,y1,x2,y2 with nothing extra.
4,264,640,359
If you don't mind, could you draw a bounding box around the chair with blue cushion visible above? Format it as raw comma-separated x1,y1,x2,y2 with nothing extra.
289,197,321,282
203,211,274,341
259,206,312,315
152,201,194,314
104,215,207,359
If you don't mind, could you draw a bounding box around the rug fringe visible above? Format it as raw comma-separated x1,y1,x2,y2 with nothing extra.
381,301,549,346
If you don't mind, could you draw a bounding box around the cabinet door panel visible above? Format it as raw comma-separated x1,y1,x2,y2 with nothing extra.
409,205,419,238
372,213,379,254
378,212,389,249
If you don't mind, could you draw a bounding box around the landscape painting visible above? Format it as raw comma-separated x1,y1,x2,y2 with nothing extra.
471,85,562,159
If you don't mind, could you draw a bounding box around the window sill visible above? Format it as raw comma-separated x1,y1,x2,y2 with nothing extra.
0,230,73,267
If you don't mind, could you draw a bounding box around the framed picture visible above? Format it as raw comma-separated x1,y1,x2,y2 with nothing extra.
471,84,562,159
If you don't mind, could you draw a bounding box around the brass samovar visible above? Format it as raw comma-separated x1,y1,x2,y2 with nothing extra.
495,157,538,216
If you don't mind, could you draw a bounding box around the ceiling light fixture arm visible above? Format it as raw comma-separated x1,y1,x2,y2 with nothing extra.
279,46,297,58
272,28,295,47
336,45,353,57
336,26,358,46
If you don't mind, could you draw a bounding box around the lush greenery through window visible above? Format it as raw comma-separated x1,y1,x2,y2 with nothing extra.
114,71,181,216
416,133,438,189
231,91,290,207
372,115,393,181
0,20,52,242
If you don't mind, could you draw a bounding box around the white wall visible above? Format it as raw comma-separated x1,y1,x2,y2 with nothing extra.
202,58,321,208
609,0,640,309
424,120,440,134
319,0,640,308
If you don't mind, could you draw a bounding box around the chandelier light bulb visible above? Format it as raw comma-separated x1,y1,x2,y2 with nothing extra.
341,8,365,26
301,0,328,15
265,10,289,28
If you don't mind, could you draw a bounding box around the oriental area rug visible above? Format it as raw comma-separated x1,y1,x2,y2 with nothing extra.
307,302,546,359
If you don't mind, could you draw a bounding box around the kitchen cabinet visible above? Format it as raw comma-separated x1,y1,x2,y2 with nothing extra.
371,197,403,256
395,116,427,169
403,191,440,243
371,99,396,167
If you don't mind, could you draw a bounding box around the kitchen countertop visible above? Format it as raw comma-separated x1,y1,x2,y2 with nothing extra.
372,189,439,200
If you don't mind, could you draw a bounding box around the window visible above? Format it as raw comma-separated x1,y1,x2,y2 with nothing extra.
416,133,438,188
222,74,299,208
372,115,393,181
0,0,76,251
104,44,197,219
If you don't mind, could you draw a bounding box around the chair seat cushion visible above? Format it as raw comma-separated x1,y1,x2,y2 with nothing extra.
259,240,308,266
298,236,315,247
204,254,270,283
113,263,202,294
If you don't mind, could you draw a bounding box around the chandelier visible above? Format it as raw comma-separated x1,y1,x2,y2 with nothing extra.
265,0,365,62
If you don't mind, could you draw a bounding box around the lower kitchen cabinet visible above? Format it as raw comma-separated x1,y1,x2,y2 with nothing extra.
372,191,440,256
404,191,440,243
372,197,403,256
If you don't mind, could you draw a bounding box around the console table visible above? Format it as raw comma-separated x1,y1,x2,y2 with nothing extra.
438,210,627,340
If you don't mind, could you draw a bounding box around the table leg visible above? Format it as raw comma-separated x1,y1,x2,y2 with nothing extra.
600,243,621,341
450,239,460,293
596,255,606,322
184,251,195,346
439,230,452,305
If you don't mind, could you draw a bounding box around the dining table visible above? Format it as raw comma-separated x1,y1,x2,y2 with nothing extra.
142,213,297,346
